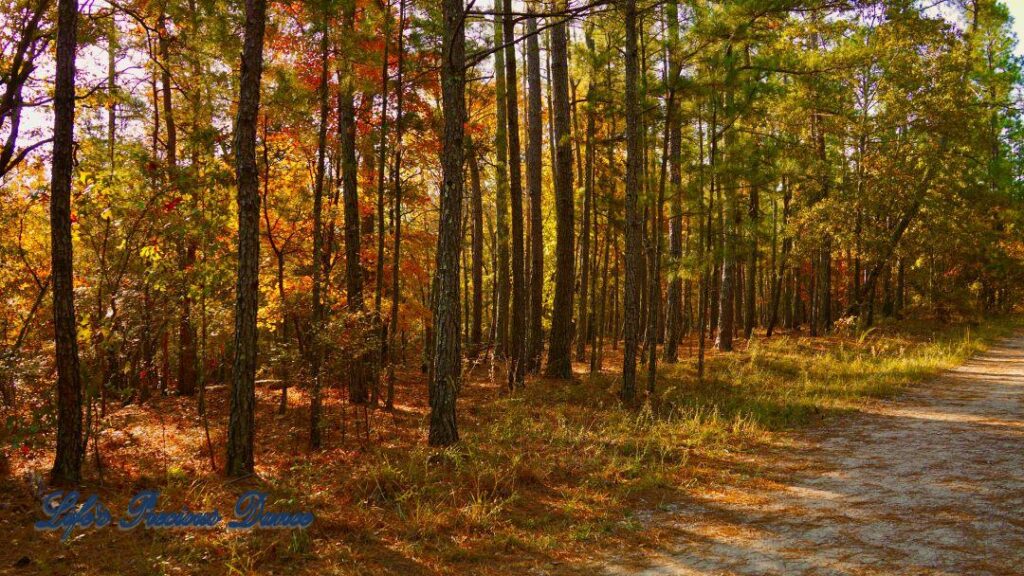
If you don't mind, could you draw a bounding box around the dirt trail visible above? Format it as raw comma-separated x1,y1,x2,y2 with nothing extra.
605,336,1024,576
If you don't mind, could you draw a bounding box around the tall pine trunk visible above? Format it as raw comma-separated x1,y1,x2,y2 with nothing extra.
663,0,683,363
50,0,83,485
469,136,484,350
621,0,642,402
308,26,329,449
716,49,737,352
743,184,758,339
340,0,362,311
429,0,465,446
226,0,266,477
492,6,511,358
545,7,575,379
503,0,526,389
525,14,545,373
386,0,407,410
576,27,598,364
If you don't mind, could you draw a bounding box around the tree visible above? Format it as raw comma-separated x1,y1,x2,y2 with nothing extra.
544,6,575,380
49,0,82,485
309,20,330,449
503,0,526,389
340,0,363,311
226,0,267,477
492,6,511,357
620,0,642,402
428,0,466,446
663,0,683,363
0,0,52,181
525,14,544,373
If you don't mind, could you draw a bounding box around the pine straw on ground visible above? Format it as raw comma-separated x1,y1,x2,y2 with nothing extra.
1,315,1018,575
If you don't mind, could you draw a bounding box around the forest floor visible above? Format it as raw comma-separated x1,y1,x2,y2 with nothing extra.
1,316,1021,575
604,330,1024,576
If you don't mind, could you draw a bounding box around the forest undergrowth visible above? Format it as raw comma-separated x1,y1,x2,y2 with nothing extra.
2,314,1018,575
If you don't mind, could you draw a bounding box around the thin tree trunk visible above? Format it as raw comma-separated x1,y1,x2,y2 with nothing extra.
716,50,737,352
647,82,673,394
375,1,391,315
158,9,197,397
663,0,683,364
309,25,329,449
385,0,407,410
525,14,544,373
469,137,484,350
340,0,362,311
743,183,758,339
575,28,597,364
621,0,642,402
503,0,526,389
766,181,791,337
493,5,511,359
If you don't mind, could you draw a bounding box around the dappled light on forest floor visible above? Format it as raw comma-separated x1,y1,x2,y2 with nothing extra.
1,318,1020,574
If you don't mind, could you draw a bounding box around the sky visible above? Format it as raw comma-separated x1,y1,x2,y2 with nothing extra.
1010,0,1024,54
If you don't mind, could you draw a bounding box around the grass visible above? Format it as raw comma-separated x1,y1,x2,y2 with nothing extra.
2,315,1019,575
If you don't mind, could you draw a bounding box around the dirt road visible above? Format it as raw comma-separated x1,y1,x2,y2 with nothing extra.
606,337,1024,575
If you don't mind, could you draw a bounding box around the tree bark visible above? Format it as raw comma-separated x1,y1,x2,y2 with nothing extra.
158,9,197,397
716,51,737,352
429,0,465,446
50,0,83,485
621,0,642,402
766,181,791,337
492,6,511,358
469,136,484,350
545,7,575,379
525,14,544,373
743,184,758,339
386,0,407,409
576,28,598,364
503,0,526,389
340,0,363,311
309,26,329,449
663,0,683,363
226,0,266,477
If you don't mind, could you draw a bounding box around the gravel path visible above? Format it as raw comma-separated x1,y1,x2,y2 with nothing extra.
606,336,1024,576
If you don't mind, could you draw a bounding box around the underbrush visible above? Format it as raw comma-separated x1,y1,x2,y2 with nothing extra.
4,316,1019,575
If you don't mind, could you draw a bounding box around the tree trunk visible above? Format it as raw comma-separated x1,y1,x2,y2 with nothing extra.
340,0,372,406
716,55,737,352
503,0,526,389
340,0,363,311
386,0,407,410
621,0,642,402
744,184,758,339
309,26,329,449
429,0,465,446
375,5,391,315
576,27,598,364
492,6,511,359
766,181,791,337
469,137,484,350
50,0,83,485
525,14,545,373
545,7,575,379
158,9,197,397
647,80,673,393
663,0,683,364
226,0,266,477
